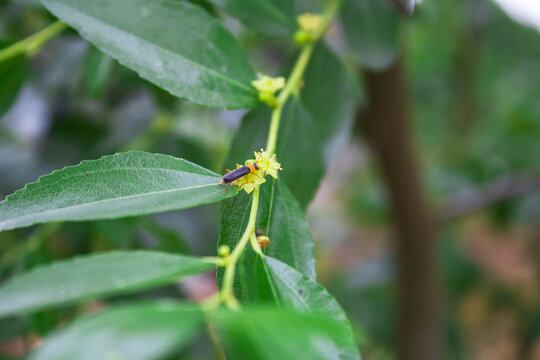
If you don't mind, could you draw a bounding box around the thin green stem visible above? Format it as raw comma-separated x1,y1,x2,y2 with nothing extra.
278,44,314,105
220,187,260,309
217,0,342,310
203,256,227,266
250,232,263,256
266,0,341,156
265,104,282,156
0,21,67,64
266,43,314,156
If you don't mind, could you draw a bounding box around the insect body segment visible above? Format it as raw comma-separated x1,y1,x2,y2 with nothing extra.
220,163,259,184
220,149,282,194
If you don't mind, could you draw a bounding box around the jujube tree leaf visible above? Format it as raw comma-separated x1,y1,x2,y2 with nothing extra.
40,0,259,109
221,255,360,359
0,151,238,231
28,301,204,360
211,307,359,360
262,257,360,359
302,43,361,165
217,179,316,303
0,251,214,317
210,0,296,37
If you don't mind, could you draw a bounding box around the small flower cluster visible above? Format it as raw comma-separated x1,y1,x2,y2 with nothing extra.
232,149,282,194
251,74,285,108
294,13,324,44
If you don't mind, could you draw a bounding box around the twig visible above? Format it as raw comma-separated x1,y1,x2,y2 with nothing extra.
0,21,67,63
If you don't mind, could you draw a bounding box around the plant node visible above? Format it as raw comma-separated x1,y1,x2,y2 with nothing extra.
218,245,230,257
252,75,285,108
294,13,324,44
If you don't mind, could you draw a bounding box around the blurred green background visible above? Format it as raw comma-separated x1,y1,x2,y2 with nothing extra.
2,0,540,359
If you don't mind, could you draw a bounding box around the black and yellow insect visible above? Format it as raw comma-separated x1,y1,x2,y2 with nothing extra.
220,163,259,184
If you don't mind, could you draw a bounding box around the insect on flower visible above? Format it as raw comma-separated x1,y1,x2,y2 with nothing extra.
220,163,260,184
220,150,282,194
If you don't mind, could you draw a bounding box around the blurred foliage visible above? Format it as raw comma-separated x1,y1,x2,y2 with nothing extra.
326,0,540,359
2,0,540,358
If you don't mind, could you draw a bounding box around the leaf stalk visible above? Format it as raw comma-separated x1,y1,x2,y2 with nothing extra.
0,21,67,64
217,0,342,309
220,187,259,309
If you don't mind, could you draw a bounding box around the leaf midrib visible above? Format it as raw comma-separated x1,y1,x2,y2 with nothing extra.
0,183,225,228
0,259,213,317
34,166,216,191
268,261,310,310
47,0,255,94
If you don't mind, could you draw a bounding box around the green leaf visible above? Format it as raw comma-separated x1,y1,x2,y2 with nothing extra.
222,255,360,358
341,0,402,71
28,301,203,360
0,251,214,318
226,47,359,207
225,98,324,209
0,40,28,116
210,0,296,37
217,179,316,298
83,45,114,98
211,307,358,360
255,181,315,278
139,218,191,254
274,99,324,208
41,0,258,109
260,257,360,359
302,43,361,164
0,151,238,231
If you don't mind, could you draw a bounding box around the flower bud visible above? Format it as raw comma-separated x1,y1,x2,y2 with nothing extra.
218,245,230,257
294,30,313,44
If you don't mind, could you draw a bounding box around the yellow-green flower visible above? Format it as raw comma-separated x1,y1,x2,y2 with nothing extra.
297,13,323,33
294,13,324,44
228,149,282,194
254,149,282,179
251,75,285,108
251,75,285,94
233,171,266,194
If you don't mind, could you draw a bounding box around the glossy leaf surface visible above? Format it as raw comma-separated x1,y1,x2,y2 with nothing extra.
302,43,360,164
41,0,258,108
0,151,238,231
210,0,296,36
220,255,359,359
0,251,214,317
263,257,360,359
212,307,359,360
29,302,203,360
218,179,316,290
